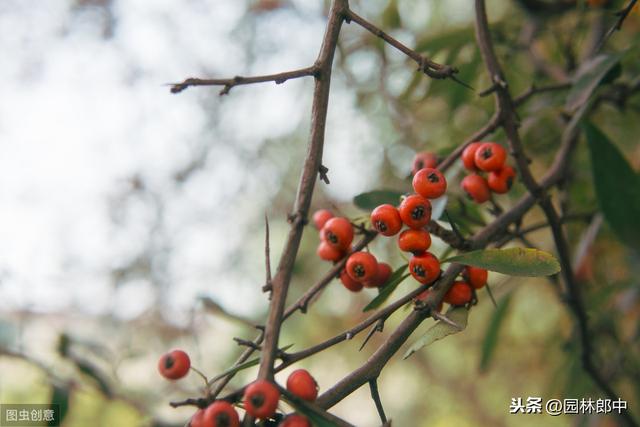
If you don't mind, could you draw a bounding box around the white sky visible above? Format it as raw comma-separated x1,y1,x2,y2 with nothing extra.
0,0,397,322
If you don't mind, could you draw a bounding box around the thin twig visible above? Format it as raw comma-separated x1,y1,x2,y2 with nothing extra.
344,8,466,86
169,66,318,94
262,214,272,293
369,378,388,424
595,0,638,52
256,0,349,382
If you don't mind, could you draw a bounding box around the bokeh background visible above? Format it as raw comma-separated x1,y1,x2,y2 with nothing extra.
1,0,639,426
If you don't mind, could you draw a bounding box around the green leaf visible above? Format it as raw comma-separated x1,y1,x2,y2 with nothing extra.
49,385,69,427
353,190,404,211
442,248,561,276
565,53,622,112
363,264,409,312
381,0,401,29
584,121,640,251
403,307,469,359
479,293,512,372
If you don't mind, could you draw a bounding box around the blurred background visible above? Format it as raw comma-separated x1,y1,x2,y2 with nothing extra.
1,0,639,425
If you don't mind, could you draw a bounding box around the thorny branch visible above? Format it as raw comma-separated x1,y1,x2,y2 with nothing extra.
168,0,638,424
473,1,636,425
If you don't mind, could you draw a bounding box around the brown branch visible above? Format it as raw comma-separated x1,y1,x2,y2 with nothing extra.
169,66,318,94
277,285,427,370
513,82,572,107
314,108,588,410
256,0,348,382
369,378,388,424
343,8,466,86
596,0,639,52
473,2,637,425
427,220,471,251
262,215,272,293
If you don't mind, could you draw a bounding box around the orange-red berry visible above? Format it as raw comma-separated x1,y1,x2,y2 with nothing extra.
398,194,432,229
461,142,482,171
370,204,402,236
190,409,205,427
286,369,319,402
444,281,473,306
243,380,280,420
203,401,240,427
461,174,491,203
412,151,438,175
398,229,431,254
464,266,488,289
409,252,441,284
340,269,363,292
413,168,447,199
346,252,378,283
322,217,354,251
316,241,345,262
474,142,507,172
158,349,191,380
280,414,312,427
312,209,333,230
364,262,392,288
487,166,516,194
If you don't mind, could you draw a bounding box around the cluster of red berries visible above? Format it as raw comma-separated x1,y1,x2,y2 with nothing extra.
313,209,392,292
460,142,516,203
368,160,447,285
158,349,318,426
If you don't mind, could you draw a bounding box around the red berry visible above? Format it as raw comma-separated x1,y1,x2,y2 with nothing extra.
464,266,488,289
398,194,432,229
444,281,473,306
316,241,345,262
190,409,205,427
412,151,438,175
398,229,431,254
415,289,443,312
312,209,333,230
364,262,392,288
461,142,482,171
286,369,318,401
243,380,280,420
158,349,191,380
340,269,363,292
412,168,447,199
203,401,240,427
409,252,440,284
346,252,378,282
474,142,507,172
461,174,491,203
280,414,312,427
370,204,402,236
322,217,354,251
487,166,516,194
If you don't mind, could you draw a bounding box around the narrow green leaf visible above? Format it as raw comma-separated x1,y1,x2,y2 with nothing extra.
565,53,622,112
363,265,409,312
479,293,512,372
381,0,401,29
442,248,561,277
403,307,469,359
49,385,69,427
584,121,640,251
353,190,404,211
